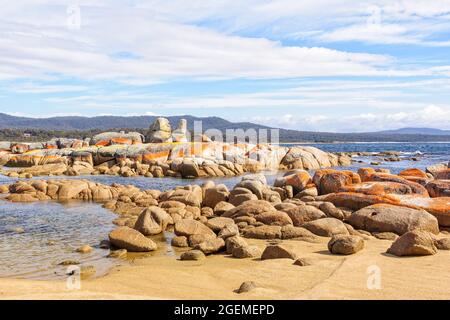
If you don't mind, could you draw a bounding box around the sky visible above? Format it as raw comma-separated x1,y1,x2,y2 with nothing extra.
1,0,450,132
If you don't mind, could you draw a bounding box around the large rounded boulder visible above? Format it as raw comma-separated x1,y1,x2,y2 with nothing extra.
347,204,439,235
109,227,158,252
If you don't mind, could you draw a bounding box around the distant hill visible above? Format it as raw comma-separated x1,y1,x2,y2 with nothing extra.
0,113,263,131
377,127,450,135
1,113,450,143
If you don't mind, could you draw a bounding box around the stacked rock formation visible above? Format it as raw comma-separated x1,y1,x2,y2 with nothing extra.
146,117,173,143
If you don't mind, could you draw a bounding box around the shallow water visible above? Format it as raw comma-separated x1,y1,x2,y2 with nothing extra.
0,200,122,279
0,142,448,280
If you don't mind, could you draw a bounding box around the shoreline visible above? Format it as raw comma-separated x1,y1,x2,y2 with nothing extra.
1,160,449,300
2,236,450,300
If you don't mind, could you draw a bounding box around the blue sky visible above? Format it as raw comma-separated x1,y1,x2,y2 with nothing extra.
1,0,450,132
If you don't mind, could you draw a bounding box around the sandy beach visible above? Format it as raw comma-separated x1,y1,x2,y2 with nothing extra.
2,236,450,300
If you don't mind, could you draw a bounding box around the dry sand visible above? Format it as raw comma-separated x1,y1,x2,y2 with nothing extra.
1,236,450,300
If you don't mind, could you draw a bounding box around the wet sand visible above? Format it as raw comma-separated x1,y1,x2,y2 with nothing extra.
1,236,450,300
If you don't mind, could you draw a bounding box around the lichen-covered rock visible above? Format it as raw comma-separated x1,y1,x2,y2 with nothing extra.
172,119,188,142
146,117,172,143
274,170,312,192
365,172,429,196
323,192,398,210
339,181,427,197
313,169,361,195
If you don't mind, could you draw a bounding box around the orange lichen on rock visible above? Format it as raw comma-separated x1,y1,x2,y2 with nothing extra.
339,181,429,197
110,138,133,145
399,168,428,178
357,167,376,182
313,169,361,195
141,150,171,163
323,192,399,210
95,140,110,147
365,172,429,196
385,194,450,227
284,171,312,190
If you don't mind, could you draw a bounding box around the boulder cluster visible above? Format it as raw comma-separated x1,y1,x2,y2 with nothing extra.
0,119,351,179
1,164,449,258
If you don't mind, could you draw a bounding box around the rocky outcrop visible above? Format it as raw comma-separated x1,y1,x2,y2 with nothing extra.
91,132,144,146
146,117,172,143
2,160,448,263
1,118,348,179
172,119,188,142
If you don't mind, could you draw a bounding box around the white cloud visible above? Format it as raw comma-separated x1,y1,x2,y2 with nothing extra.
7,82,88,94
0,0,443,85
250,105,450,132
